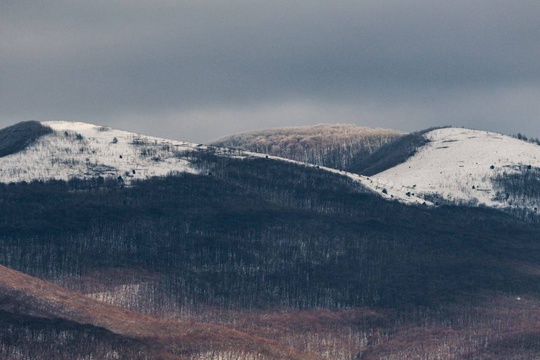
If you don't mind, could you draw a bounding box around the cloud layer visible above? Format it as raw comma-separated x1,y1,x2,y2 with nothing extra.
1,1,539,142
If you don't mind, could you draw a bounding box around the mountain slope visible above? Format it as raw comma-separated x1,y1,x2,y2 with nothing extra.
0,264,314,360
2,122,540,359
347,127,437,176
0,120,53,158
2,154,540,359
2,157,540,310
210,124,404,170
357,127,540,217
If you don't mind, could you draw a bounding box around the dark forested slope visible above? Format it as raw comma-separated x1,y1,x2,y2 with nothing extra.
347,128,441,176
0,121,52,158
1,150,539,312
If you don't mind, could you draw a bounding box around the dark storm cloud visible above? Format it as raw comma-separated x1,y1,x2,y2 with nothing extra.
1,1,539,142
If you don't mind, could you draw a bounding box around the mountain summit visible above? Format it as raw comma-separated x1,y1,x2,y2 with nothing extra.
0,121,198,183
365,127,540,215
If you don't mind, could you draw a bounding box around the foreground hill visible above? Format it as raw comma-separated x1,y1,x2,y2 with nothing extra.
7,263,540,360
0,264,312,360
210,124,403,170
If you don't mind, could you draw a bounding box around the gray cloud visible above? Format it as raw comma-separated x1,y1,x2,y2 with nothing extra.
1,0,539,142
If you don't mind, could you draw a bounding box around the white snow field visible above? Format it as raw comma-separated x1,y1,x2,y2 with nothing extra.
374,127,540,210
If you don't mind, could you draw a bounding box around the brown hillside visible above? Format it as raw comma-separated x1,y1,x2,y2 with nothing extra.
0,264,318,359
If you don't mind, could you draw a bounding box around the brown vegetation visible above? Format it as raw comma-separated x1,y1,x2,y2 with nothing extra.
183,296,540,360
0,264,317,359
3,264,540,359
210,124,403,169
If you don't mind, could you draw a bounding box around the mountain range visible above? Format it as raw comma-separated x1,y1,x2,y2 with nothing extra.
1,120,540,359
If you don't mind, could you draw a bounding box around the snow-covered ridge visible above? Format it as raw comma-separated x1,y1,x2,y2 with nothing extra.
9,121,533,210
0,121,200,183
0,121,428,206
373,127,540,211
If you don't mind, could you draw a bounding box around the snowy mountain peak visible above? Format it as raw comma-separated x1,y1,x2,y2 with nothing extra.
0,121,199,184
372,127,540,212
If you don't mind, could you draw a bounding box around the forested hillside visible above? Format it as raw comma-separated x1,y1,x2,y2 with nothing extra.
1,150,539,311
347,128,436,176
210,124,403,170
2,123,540,359
0,121,52,158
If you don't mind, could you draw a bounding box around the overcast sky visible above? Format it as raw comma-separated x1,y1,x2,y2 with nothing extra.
1,1,539,142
